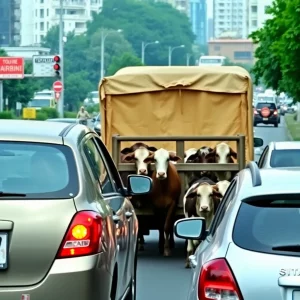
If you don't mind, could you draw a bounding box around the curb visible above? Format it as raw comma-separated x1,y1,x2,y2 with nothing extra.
283,115,293,141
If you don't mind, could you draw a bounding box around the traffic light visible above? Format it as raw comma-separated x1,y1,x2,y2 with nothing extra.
53,55,61,77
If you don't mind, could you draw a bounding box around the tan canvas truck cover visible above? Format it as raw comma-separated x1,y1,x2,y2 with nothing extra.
99,66,254,162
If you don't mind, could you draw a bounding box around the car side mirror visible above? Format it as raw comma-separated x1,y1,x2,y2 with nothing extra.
127,175,152,195
254,137,264,147
174,217,206,241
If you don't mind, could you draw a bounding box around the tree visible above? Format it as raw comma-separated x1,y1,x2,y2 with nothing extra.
107,52,143,75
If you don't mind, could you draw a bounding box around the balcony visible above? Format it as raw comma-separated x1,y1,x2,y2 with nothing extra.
52,0,86,9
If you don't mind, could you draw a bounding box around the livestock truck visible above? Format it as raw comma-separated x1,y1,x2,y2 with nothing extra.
99,66,257,239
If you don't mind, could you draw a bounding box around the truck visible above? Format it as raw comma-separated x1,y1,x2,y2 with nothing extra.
99,65,258,239
28,89,56,110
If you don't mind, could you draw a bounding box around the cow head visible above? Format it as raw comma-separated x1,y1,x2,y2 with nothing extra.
205,142,237,163
185,182,222,214
121,143,157,155
144,148,181,180
215,180,231,199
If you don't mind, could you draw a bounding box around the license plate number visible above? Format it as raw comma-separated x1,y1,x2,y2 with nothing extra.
293,291,300,300
263,118,268,121
0,233,8,269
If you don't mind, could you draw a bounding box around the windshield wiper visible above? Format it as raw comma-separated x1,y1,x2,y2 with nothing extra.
0,192,26,197
272,244,300,252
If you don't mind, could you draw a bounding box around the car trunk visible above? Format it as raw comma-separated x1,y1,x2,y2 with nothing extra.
0,198,76,286
226,243,300,300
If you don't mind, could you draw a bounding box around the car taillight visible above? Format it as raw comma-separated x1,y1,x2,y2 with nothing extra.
56,211,102,259
198,258,243,300
274,110,278,115
254,109,258,114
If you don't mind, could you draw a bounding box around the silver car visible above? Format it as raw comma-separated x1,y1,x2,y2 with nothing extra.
174,163,300,300
258,141,300,168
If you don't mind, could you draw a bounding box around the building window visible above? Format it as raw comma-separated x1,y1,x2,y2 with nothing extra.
251,6,257,13
234,51,252,60
47,9,49,17
214,45,220,51
47,22,49,30
40,22,44,31
40,9,44,18
252,20,257,27
40,34,44,40
40,0,44,3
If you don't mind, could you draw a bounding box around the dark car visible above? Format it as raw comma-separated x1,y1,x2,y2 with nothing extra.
254,102,279,127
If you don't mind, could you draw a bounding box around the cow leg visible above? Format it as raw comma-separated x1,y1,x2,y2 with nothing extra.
169,226,175,249
163,201,176,257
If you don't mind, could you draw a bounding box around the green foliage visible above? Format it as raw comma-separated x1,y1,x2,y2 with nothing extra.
107,52,143,75
224,58,254,81
64,111,77,118
36,111,48,120
250,0,300,100
0,111,14,119
40,107,58,118
285,114,300,140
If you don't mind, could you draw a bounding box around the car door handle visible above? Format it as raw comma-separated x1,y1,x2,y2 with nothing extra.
189,255,197,269
125,211,133,219
113,215,120,224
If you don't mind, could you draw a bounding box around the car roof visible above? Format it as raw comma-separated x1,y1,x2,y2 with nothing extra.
268,141,300,150
46,118,77,123
0,120,89,144
238,167,300,197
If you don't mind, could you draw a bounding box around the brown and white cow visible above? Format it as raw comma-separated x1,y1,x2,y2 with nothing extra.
215,180,231,199
144,148,181,257
120,143,157,251
183,177,222,268
205,142,238,181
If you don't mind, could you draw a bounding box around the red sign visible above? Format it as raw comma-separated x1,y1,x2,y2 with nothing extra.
0,57,24,79
55,92,61,100
261,107,270,117
53,81,63,92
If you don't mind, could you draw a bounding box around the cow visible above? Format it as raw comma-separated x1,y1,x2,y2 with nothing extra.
215,180,231,199
143,148,181,257
183,177,222,268
120,143,157,251
205,142,238,181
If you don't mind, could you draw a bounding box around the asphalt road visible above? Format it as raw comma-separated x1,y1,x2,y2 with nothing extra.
136,117,290,300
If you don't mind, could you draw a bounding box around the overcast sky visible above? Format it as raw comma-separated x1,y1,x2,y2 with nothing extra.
207,0,212,18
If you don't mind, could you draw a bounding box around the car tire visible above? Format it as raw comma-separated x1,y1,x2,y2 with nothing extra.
274,122,278,127
254,122,257,127
126,242,137,300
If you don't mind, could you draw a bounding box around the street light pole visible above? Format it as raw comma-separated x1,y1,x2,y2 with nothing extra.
168,45,185,66
186,53,192,66
100,29,122,80
58,0,64,118
141,41,159,64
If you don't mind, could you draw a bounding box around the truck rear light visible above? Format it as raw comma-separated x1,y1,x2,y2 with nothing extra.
56,211,102,259
198,258,243,300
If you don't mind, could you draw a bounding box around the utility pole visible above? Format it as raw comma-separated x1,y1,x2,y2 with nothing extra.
100,30,105,80
57,0,64,118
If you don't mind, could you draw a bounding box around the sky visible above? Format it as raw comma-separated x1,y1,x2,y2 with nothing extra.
207,0,212,18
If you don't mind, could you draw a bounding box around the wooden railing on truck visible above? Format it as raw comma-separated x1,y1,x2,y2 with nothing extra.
112,135,246,214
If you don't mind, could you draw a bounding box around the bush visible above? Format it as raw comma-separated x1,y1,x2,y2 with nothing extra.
64,111,77,118
0,111,14,119
36,111,48,120
40,107,58,119
293,113,297,121
86,104,99,114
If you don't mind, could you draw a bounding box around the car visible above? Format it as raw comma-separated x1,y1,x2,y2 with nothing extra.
174,163,300,300
254,101,280,127
257,141,300,168
92,113,101,136
46,118,78,123
0,119,152,300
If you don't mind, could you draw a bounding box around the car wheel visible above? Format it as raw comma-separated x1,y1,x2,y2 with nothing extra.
126,242,137,300
254,123,257,127
274,122,278,127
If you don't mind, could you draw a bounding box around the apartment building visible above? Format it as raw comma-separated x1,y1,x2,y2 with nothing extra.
20,0,102,46
190,0,207,45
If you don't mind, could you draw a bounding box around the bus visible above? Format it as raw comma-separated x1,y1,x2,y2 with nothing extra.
198,55,226,66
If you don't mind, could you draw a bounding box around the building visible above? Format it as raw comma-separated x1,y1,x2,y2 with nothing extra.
248,0,273,34
0,0,21,46
1,46,50,61
189,0,207,45
208,18,213,41
213,0,248,39
208,39,258,64
20,0,102,46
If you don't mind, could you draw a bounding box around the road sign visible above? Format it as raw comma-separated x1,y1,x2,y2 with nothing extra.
53,81,63,93
0,57,24,79
23,108,36,119
55,92,61,100
32,55,56,77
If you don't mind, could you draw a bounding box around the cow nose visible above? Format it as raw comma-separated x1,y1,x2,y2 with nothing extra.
201,206,208,211
139,169,147,175
158,172,166,177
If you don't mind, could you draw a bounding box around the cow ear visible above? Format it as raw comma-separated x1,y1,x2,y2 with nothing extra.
170,153,181,162
122,152,135,162
186,153,198,162
212,186,222,200
148,146,157,152
121,147,133,155
229,147,238,159
144,154,154,164
205,152,215,160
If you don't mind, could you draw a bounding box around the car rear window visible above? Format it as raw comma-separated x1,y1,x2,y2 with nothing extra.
256,103,276,109
270,149,300,167
0,142,79,199
233,195,300,257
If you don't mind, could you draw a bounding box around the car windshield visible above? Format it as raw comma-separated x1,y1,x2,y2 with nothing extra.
256,103,276,109
233,195,300,256
270,149,300,167
0,142,78,198
257,96,275,102
30,99,51,107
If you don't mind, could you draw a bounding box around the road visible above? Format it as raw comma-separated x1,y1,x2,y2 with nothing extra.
136,118,290,300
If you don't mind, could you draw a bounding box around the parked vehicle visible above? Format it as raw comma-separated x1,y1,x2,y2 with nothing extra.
174,163,300,300
92,113,101,136
99,66,261,240
46,118,78,123
0,119,152,300
258,141,300,168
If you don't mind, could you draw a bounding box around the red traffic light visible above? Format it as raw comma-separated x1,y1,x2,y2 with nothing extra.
53,64,60,71
54,55,60,62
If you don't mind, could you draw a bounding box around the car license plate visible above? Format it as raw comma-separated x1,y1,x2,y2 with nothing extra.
293,291,300,300
263,118,268,121
0,233,8,269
